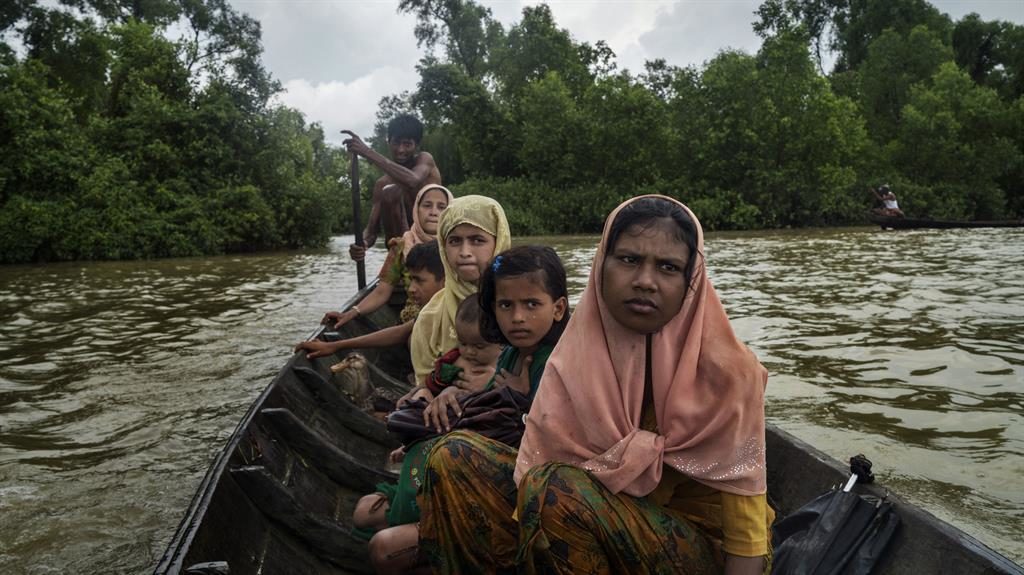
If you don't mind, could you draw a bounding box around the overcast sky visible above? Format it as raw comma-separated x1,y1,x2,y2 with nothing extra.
229,0,1024,144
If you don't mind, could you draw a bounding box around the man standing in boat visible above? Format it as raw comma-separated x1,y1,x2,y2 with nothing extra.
342,114,442,256
870,184,904,217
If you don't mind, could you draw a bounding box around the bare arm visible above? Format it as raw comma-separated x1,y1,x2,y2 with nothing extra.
338,319,415,350
353,281,395,317
322,281,395,329
869,187,883,202
296,320,414,358
342,131,437,192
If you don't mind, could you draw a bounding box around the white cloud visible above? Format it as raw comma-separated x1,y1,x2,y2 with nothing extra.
234,0,422,84
276,65,419,143
239,0,1024,144
524,0,678,73
637,1,764,70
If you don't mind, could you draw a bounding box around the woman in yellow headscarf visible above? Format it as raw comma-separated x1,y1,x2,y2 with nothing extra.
410,195,511,384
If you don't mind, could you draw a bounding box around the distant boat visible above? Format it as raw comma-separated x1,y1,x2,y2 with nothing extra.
871,214,1024,230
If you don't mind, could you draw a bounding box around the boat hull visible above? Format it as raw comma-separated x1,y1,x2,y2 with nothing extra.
155,283,1023,575
871,215,1024,230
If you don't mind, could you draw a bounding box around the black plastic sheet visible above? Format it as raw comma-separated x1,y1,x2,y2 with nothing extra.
772,488,900,575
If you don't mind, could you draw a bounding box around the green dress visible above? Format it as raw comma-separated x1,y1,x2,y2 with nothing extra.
376,345,554,529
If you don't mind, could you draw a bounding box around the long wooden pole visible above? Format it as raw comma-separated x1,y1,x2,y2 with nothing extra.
350,153,367,290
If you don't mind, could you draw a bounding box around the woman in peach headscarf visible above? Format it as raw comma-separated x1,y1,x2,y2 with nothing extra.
418,195,772,575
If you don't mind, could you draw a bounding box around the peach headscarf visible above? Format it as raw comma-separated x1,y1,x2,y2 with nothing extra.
400,184,454,258
514,195,768,497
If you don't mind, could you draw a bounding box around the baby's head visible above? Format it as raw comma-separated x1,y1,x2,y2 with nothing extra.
454,293,503,368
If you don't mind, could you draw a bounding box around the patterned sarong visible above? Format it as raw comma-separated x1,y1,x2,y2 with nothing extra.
418,431,726,574
418,431,520,573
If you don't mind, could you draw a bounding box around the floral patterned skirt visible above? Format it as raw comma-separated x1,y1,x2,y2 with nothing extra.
517,462,718,575
418,431,521,573
418,431,722,575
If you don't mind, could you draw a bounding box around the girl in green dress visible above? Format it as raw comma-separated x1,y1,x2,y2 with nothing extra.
366,245,571,574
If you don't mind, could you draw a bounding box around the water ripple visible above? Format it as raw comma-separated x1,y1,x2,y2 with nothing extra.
0,229,1021,571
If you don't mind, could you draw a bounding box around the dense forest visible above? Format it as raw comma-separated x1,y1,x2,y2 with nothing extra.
0,0,348,263
384,0,1023,234
2,0,1022,262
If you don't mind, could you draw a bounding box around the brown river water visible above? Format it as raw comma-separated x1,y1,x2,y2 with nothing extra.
0,227,1022,573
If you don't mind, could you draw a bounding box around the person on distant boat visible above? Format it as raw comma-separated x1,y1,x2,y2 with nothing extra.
343,114,442,252
418,196,773,575
323,184,453,330
870,184,904,217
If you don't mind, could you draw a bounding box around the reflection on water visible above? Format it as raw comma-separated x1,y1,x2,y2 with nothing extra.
0,246,375,573
0,228,1022,572
708,228,1024,552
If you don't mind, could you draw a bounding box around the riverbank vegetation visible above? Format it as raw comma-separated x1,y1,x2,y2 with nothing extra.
2,0,1022,262
0,1,348,263
384,0,1023,235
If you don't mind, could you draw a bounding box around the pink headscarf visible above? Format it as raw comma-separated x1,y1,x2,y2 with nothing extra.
400,184,454,257
514,195,768,497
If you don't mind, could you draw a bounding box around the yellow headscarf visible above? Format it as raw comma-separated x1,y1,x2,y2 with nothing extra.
410,195,512,383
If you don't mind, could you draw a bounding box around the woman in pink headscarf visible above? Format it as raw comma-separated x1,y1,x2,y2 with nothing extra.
418,195,772,575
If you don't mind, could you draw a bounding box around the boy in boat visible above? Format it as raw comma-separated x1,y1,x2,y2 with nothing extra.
295,241,445,360
870,184,904,217
343,114,442,252
324,185,453,329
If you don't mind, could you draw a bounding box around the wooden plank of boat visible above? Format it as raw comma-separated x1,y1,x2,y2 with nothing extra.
871,215,1024,230
154,282,1024,575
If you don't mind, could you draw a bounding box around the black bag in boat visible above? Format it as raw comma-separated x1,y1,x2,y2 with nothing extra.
386,385,531,448
771,456,901,575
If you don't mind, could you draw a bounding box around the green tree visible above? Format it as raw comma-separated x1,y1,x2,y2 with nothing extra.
579,72,671,191
1005,97,1024,216
890,62,1020,219
491,4,595,100
754,0,952,73
953,14,1024,100
398,0,503,79
0,1,342,263
835,0,951,71
414,61,516,176
754,0,840,72
857,25,951,142
0,59,92,206
20,8,111,120
514,71,581,187
683,33,867,227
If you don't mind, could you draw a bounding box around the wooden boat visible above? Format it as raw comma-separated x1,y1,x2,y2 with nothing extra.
154,281,1024,575
871,214,1024,230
